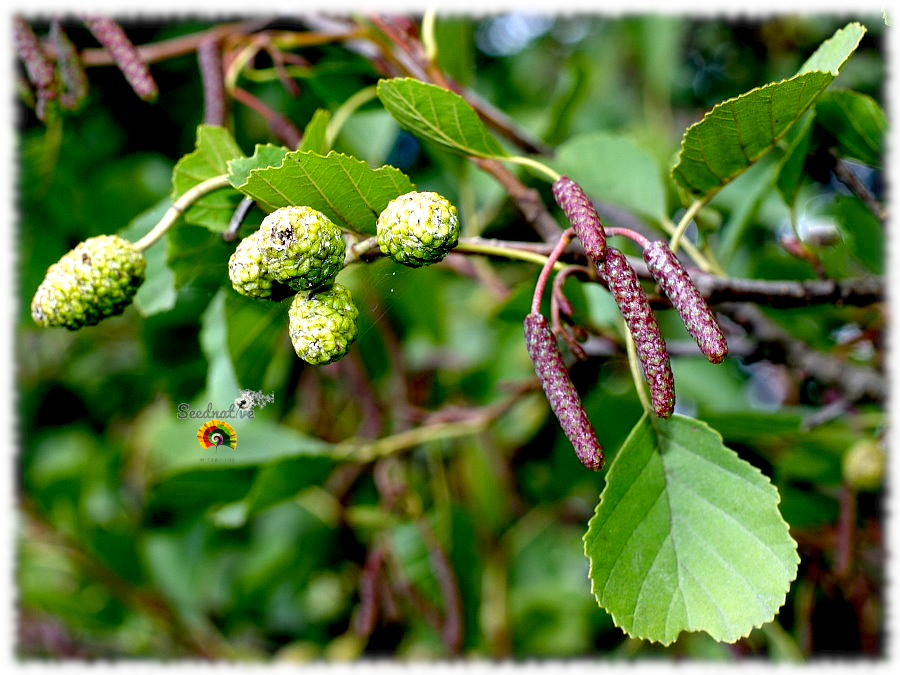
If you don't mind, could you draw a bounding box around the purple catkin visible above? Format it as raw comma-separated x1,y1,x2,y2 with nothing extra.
643,241,728,364
82,16,158,101
14,16,58,120
552,176,607,264
599,247,675,418
524,313,604,471
50,20,89,110
14,17,55,89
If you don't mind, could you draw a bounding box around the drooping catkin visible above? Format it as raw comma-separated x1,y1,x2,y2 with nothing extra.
598,247,675,417
523,312,604,471
82,16,158,101
643,241,728,363
552,176,607,264
13,17,57,120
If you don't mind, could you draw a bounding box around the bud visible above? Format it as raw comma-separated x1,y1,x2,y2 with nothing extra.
599,247,674,417
642,240,727,364
523,312,604,470
552,176,606,263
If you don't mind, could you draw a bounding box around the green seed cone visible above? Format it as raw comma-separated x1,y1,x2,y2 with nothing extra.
228,230,275,299
288,283,359,365
376,191,460,267
259,206,346,291
31,234,145,330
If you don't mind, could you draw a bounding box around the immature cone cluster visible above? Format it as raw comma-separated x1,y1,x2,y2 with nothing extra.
228,205,359,366
377,191,460,267
524,312,604,471
599,247,675,418
552,176,606,264
643,241,728,364
288,284,360,365
31,235,146,330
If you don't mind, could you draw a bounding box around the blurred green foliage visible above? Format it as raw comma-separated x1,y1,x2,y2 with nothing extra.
17,13,885,659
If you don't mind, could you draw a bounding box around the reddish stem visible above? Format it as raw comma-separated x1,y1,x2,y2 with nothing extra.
531,228,574,315
605,226,650,249
231,85,301,147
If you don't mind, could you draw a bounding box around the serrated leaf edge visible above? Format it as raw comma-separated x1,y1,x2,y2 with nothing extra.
583,413,800,645
671,71,832,199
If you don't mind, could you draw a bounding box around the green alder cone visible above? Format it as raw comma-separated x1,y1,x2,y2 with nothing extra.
842,439,885,491
228,230,275,299
288,283,359,365
259,206,346,291
376,191,460,267
31,234,145,330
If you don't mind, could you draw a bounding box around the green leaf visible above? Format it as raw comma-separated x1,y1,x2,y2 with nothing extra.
815,90,886,167
299,109,332,154
226,143,291,191
833,194,883,274
166,224,232,293
775,112,815,210
208,456,336,528
583,414,799,645
672,22,865,200
376,77,507,159
172,125,246,231
225,291,290,392
796,22,867,75
230,149,415,235
551,131,667,222
118,198,176,317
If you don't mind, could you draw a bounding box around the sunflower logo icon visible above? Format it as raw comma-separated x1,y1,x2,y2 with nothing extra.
197,420,237,452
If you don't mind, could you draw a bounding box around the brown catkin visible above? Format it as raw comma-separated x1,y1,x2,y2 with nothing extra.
552,175,607,263
642,241,728,364
523,312,604,471
599,247,675,417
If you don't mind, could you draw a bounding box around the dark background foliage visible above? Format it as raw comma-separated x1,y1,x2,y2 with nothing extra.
16,13,885,659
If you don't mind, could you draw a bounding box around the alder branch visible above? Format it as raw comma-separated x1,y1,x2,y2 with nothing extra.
724,304,884,401
231,85,300,148
620,256,883,309
64,19,271,66
831,153,886,222
366,13,552,156
470,159,562,242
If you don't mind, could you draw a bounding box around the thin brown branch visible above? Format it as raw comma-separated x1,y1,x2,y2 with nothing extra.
416,519,464,654
353,545,386,638
231,85,300,148
19,499,228,659
197,37,226,126
622,254,883,309
367,13,552,155
726,303,884,401
75,19,271,66
471,158,561,241
832,153,886,222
